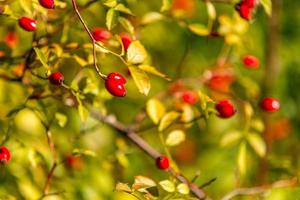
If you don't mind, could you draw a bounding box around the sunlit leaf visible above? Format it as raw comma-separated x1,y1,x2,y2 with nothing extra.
158,111,180,132
160,0,173,12
55,112,68,127
141,12,165,25
34,48,50,69
116,182,132,193
166,130,185,146
127,41,148,64
118,17,135,37
261,0,272,16
73,149,96,157
128,66,151,95
146,98,166,124
106,8,118,30
78,104,89,122
177,183,190,194
133,176,157,190
115,4,133,15
247,132,266,157
104,0,117,7
139,65,171,81
188,24,210,36
159,180,175,192
237,142,247,175
206,1,216,20
221,130,242,147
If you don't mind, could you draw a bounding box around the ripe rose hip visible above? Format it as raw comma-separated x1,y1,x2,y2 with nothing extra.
243,0,256,8
38,0,55,9
181,91,198,105
235,3,252,21
92,28,111,42
242,55,260,69
120,33,132,51
215,100,236,118
49,72,64,85
0,146,11,163
156,155,170,170
5,32,18,48
105,72,126,97
18,17,37,32
260,97,280,112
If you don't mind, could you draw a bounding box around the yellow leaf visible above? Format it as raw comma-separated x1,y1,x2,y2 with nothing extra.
128,66,151,95
139,65,171,81
166,130,186,146
220,130,242,147
177,183,190,195
206,1,216,20
158,111,180,132
127,41,148,64
247,133,266,157
159,180,175,192
146,98,166,124
238,142,247,175
188,24,210,36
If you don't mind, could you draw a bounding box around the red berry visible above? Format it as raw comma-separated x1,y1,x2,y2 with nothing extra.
92,28,111,42
38,0,55,9
5,32,18,48
235,3,252,21
49,72,64,85
242,55,260,69
215,100,236,118
181,91,198,105
156,155,170,170
65,155,83,170
120,33,132,51
243,0,256,8
105,72,126,97
260,97,280,112
18,17,37,32
0,146,11,163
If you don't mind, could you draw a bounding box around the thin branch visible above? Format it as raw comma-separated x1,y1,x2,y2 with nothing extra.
90,110,210,200
71,0,106,79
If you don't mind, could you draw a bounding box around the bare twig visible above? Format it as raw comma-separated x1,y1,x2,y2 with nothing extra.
71,0,106,79
90,110,210,200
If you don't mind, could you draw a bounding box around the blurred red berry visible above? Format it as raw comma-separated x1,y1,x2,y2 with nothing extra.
92,28,111,42
0,146,11,163
38,0,55,9
242,55,260,69
181,91,198,105
5,32,18,48
120,33,132,51
243,0,256,8
105,72,127,97
156,155,170,170
215,100,236,118
49,72,64,85
65,155,83,170
260,97,280,112
235,3,252,21
18,17,37,32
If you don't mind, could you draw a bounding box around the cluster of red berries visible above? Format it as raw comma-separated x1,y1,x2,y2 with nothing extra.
215,97,280,119
0,146,11,164
235,0,256,21
18,0,55,32
181,91,198,105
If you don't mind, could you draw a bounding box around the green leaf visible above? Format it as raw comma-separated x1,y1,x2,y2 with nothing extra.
34,48,50,69
128,66,151,95
188,24,210,36
221,130,242,147
127,41,148,64
158,111,180,132
118,17,135,37
73,149,96,157
106,8,118,30
146,98,166,124
20,0,33,15
55,112,68,127
206,1,216,20
115,4,133,15
247,133,266,157
260,0,272,16
139,65,171,81
177,183,190,195
78,104,89,122
159,180,175,192
103,0,117,7
160,0,173,12
73,55,88,67
237,142,247,175
166,130,185,146
141,12,165,25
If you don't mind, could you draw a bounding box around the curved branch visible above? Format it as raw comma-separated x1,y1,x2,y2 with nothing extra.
90,110,211,200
